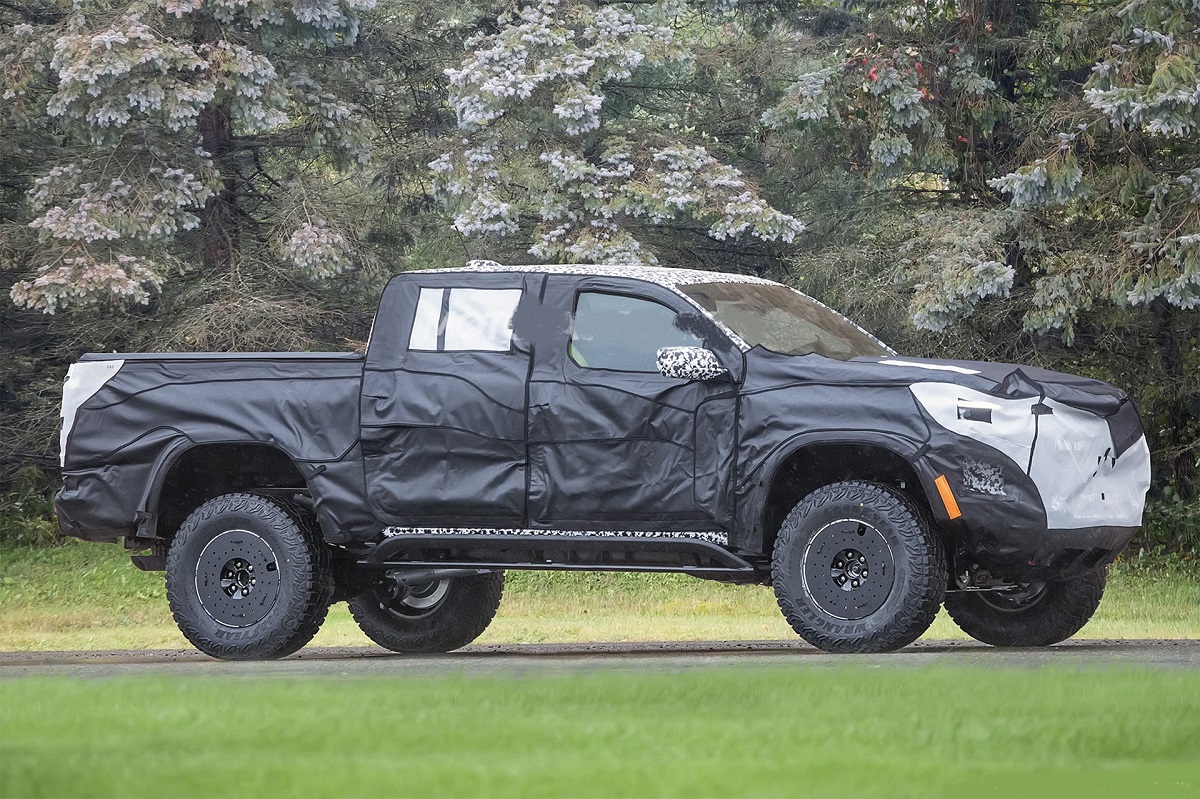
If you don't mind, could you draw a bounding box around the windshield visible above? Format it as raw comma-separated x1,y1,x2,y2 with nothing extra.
678,282,892,360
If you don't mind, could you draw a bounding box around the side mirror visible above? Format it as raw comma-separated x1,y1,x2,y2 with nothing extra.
656,347,729,381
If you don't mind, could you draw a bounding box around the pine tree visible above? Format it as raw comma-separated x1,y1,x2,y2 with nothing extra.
6,0,377,313
431,0,803,265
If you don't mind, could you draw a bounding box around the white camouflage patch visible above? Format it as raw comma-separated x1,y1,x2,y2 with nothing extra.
382,526,729,546
962,458,1006,496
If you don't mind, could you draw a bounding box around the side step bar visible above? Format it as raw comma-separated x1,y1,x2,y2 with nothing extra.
359,533,759,580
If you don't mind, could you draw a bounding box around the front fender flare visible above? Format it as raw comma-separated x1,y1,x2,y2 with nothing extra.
732,430,943,553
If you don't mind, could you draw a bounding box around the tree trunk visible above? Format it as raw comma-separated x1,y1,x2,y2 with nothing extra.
195,15,238,273
1152,299,1197,499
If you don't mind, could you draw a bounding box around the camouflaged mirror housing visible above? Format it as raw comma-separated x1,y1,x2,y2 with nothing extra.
56,262,1152,659
655,346,729,381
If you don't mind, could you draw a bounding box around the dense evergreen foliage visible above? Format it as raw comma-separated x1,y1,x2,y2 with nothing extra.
2,0,1196,543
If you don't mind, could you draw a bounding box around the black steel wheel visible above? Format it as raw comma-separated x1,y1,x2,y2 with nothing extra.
944,568,1106,647
348,571,504,654
772,481,946,653
166,493,333,660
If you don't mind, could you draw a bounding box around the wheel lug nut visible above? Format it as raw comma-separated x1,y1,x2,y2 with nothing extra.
851,580,860,588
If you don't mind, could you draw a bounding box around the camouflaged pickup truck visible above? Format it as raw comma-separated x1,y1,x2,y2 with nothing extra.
57,262,1151,658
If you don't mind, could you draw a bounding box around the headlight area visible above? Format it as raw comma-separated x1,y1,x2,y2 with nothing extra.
908,380,1149,530
1026,398,1151,531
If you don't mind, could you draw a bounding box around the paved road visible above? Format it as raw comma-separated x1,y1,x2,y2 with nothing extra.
0,639,1195,679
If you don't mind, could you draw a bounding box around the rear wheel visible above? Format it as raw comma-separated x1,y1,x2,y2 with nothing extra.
944,568,1106,647
772,481,946,653
166,493,333,660
348,571,504,653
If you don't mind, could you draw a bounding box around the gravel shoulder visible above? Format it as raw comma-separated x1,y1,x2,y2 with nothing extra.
1,638,1196,679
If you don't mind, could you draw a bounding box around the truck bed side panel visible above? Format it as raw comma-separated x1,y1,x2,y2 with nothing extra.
58,355,369,542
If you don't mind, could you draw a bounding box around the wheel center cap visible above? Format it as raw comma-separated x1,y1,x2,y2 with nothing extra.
830,548,869,590
221,558,256,598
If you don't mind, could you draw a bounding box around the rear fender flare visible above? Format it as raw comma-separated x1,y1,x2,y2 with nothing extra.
135,438,314,539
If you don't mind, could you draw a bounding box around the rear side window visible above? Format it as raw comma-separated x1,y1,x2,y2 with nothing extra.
408,287,522,352
570,291,703,372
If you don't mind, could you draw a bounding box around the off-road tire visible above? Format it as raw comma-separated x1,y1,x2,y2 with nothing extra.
944,568,1106,647
772,481,946,654
349,571,504,654
166,493,333,660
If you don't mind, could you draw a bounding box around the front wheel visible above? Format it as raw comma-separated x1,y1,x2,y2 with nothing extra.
348,571,504,653
772,481,946,653
944,568,1106,647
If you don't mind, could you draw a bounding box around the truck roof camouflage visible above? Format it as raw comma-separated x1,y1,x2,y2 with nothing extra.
443,259,779,288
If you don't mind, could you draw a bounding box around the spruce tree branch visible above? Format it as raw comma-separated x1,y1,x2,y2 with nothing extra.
0,0,65,24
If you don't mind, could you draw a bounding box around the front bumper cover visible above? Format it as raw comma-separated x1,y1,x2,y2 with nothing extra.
920,429,1142,581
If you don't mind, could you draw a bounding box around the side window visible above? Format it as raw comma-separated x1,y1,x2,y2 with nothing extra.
570,291,704,372
408,287,522,352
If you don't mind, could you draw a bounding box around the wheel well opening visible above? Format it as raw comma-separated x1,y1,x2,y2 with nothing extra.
155,444,308,539
762,443,931,553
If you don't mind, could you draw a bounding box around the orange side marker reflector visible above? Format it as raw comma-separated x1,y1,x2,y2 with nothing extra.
935,475,962,520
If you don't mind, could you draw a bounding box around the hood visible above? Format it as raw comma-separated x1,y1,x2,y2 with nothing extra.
741,349,1129,417
872,357,1127,417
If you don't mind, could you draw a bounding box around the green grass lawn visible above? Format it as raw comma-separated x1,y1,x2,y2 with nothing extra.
0,540,1197,651
2,666,1198,798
